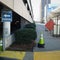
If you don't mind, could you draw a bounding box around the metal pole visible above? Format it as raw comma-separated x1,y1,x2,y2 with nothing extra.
56,16,58,36
46,0,48,22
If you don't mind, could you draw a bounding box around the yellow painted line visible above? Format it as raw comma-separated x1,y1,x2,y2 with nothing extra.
0,51,26,60
34,51,60,60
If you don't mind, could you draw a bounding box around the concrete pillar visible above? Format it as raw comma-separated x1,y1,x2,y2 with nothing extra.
53,17,60,36
3,22,10,50
44,5,47,24
3,22,10,37
53,17,57,35
54,25,57,35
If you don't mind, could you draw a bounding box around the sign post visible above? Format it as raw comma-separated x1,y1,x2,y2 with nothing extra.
1,10,12,51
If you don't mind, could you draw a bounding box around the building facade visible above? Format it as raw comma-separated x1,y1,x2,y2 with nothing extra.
44,0,60,36
30,0,50,22
0,0,33,50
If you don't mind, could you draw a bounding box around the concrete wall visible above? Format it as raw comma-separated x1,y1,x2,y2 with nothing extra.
0,0,14,9
31,0,42,22
14,0,33,23
5,34,15,48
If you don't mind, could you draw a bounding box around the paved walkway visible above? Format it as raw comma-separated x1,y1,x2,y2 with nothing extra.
23,52,33,60
34,23,60,51
0,51,25,60
34,51,60,60
24,23,60,60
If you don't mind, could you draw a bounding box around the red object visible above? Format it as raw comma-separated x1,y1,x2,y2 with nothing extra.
45,19,55,31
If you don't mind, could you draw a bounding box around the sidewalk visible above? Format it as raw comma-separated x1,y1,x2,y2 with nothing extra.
0,51,25,60
23,52,33,60
24,23,60,60
34,23,60,51
34,51,60,60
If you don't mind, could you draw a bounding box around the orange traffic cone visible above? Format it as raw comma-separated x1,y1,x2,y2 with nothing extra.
38,32,45,48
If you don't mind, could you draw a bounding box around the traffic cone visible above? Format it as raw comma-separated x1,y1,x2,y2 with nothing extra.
38,32,45,48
